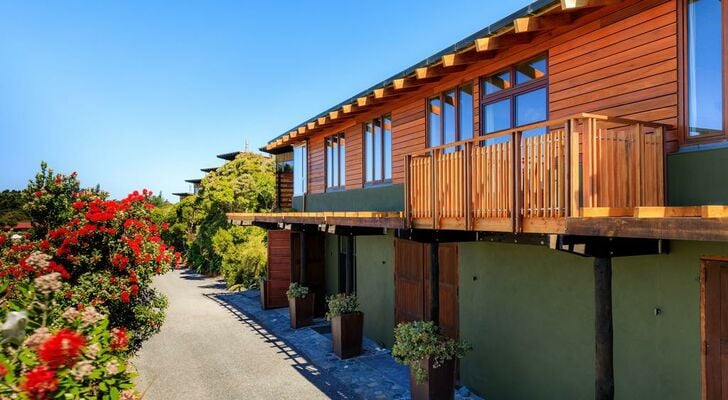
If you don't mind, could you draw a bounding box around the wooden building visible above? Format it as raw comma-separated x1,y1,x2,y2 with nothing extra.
229,0,728,398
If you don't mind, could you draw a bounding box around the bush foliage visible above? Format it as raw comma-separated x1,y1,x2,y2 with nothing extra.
166,152,274,288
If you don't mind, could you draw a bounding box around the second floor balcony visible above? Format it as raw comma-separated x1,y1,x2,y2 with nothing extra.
405,113,667,232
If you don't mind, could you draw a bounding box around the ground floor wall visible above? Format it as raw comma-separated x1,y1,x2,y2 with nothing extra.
324,233,339,297
355,233,395,348
459,240,728,400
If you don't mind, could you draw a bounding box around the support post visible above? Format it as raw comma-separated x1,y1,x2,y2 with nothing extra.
430,241,440,327
594,256,614,400
300,231,308,285
345,235,354,294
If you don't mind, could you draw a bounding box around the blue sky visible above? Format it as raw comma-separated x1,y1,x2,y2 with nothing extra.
0,1,523,201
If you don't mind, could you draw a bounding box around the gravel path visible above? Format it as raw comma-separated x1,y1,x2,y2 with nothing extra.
133,269,329,400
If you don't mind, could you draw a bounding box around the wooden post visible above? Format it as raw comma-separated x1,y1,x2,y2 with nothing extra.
594,256,614,400
345,235,354,294
430,240,440,327
300,231,308,286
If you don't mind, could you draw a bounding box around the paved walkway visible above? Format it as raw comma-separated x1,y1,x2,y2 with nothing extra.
135,270,483,400
133,270,331,399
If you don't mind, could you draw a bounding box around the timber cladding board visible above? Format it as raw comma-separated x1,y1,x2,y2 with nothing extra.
299,0,677,195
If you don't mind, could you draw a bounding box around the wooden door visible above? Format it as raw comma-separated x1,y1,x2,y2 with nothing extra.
395,239,459,339
291,232,326,317
264,230,293,309
703,259,728,400
395,239,426,324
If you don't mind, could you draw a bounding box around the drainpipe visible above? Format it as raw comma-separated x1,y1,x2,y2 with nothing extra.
594,256,614,400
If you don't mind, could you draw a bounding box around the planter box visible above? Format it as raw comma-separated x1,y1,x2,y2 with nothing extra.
331,312,363,359
409,357,455,400
289,294,315,329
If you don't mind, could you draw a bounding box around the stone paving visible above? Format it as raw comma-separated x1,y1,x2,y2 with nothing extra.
211,289,483,400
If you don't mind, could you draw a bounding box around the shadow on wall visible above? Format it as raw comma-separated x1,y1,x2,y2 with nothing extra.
205,293,358,400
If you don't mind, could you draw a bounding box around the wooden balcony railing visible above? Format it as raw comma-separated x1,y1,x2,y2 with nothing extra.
404,113,666,232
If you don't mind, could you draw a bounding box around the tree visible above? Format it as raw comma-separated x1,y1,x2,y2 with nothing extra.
0,190,30,227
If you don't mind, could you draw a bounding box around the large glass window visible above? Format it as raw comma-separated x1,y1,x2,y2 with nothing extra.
482,55,548,136
293,143,307,196
364,113,393,184
326,133,346,190
686,0,724,138
427,83,474,147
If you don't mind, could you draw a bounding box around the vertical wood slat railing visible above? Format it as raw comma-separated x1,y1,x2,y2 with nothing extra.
405,113,667,232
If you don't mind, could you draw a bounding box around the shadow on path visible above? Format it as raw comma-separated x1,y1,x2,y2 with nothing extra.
206,293,358,400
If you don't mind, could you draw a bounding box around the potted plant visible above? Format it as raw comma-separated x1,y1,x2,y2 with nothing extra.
392,321,471,400
326,293,364,359
287,282,314,329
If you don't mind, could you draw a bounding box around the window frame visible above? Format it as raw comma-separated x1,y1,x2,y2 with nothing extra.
325,132,346,191
426,83,475,147
679,0,728,145
480,54,549,135
363,113,393,186
292,142,308,196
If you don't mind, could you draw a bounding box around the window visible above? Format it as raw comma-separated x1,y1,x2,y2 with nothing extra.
293,143,307,196
364,113,392,184
481,55,548,138
685,0,726,139
427,84,474,148
325,133,346,190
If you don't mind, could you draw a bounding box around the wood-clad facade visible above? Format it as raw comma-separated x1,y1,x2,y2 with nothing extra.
233,1,728,399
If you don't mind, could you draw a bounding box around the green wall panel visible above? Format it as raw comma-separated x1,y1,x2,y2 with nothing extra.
459,240,728,400
355,234,395,347
324,234,340,297
292,184,404,212
458,242,595,400
668,147,728,205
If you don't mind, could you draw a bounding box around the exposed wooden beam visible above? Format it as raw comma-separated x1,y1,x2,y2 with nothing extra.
282,134,290,141
297,126,306,135
306,121,316,130
561,0,621,10
329,110,340,120
513,13,573,33
702,205,728,218
317,116,327,125
356,96,369,107
342,103,354,113
475,33,533,52
373,86,408,100
442,50,496,67
289,132,298,139
393,76,440,91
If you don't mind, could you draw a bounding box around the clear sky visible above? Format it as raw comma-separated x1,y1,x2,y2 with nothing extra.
0,0,524,201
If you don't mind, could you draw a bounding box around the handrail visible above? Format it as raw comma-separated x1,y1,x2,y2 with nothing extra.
404,114,668,231
405,113,670,158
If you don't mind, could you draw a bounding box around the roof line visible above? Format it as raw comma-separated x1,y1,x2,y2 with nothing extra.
264,0,557,149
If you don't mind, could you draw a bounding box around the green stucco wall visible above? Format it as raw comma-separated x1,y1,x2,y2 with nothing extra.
668,147,728,205
355,234,395,347
458,240,728,400
324,234,340,297
292,184,404,212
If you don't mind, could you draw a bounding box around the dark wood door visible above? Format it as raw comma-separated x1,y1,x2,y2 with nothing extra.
291,232,326,317
395,239,426,324
264,230,293,309
703,259,728,400
395,239,459,339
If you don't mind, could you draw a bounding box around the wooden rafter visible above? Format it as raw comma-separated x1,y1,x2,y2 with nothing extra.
306,121,316,130
561,0,621,10
475,33,533,52
442,49,496,67
393,76,438,90
329,110,340,120
297,126,306,135
513,13,573,33
356,96,369,107
317,116,327,125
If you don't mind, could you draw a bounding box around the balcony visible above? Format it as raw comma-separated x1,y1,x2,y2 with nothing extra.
404,113,667,232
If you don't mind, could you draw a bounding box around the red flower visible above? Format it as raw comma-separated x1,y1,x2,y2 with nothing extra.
64,290,73,299
0,234,5,246
110,327,129,351
21,366,58,400
71,201,85,210
120,291,130,303
34,191,43,198
54,176,62,184
0,362,7,377
39,240,50,250
130,284,139,296
37,329,86,369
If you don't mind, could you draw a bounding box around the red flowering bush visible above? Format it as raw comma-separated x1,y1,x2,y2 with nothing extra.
0,277,139,399
0,165,180,353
